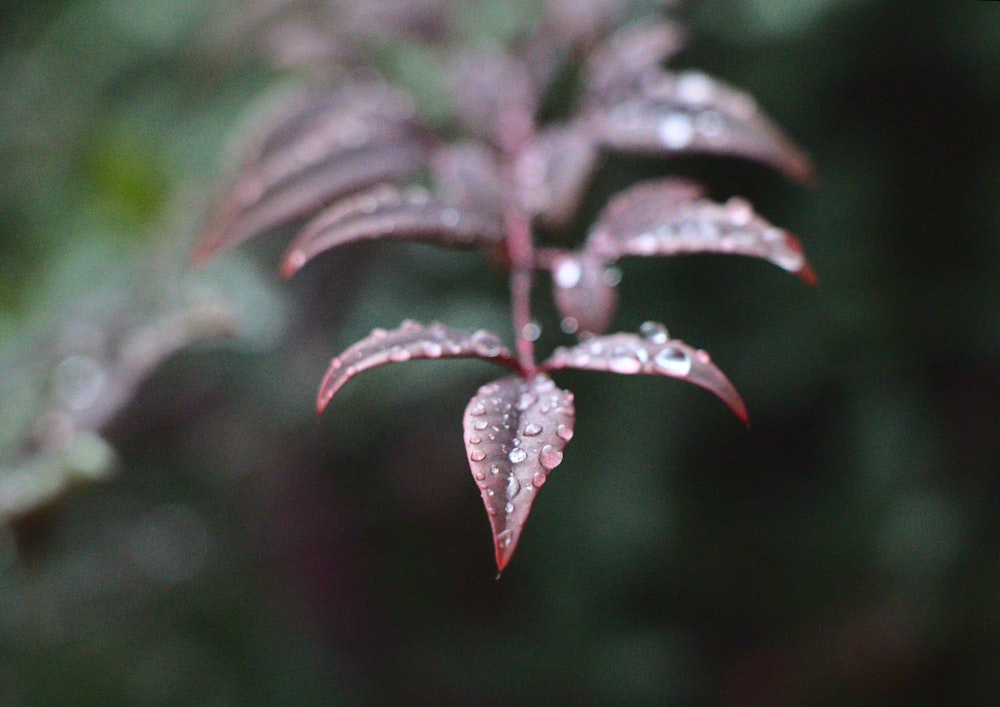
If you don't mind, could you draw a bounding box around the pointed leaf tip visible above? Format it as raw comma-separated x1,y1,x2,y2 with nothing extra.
541,330,748,424
464,375,575,571
316,321,516,414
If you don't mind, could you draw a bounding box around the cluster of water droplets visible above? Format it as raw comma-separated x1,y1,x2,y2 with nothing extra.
545,324,699,378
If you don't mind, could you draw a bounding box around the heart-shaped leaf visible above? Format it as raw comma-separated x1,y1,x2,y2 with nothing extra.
281,184,505,278
463,374,575,571
317,321,517,413
586,178,817,283
584,69,813,183
541,326,747,423
550,251,620,335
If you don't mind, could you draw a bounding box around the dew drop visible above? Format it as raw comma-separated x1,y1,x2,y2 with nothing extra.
608,354,642,374
424,341,444,358
469,403,487,416
556,424,573,441
508,448,527,463
370,327,388,339
523,423,542,436
560,317,579,334
658,113,694,150
506,476,521,499
473,420,488,431
470,449,486,462
639,321,670,344
517,393,536,411
675,71,714,105
725,197,754,226
469,435,481,445
490,464,501,475
654,346,691,376
521,322,541,342
532,471,547,488
539,444,563,470
553,257,582,288
441,207,460,227
473,470,486,481
388,346,411,362
504,502,515,514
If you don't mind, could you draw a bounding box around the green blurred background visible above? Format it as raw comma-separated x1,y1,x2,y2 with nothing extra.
1,0,998,704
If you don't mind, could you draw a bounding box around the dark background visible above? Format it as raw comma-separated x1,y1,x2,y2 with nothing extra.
1,0,998,704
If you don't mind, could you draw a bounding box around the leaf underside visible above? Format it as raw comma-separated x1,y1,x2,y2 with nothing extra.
542,329,748,424
463,374,575,571
281,183,505,278
586,178,817,284
316,321,517,413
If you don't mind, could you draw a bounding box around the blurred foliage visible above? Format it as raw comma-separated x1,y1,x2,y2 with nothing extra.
1,0,999,704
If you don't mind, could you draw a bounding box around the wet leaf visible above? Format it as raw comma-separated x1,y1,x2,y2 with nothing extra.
430,142,505,218
584,69,813,182
586,178,816,283
581,18,687,100
541,328,748,423
463,374,575,571
450,47,538,148
194,139,430,264
317,321,517,413
550,251,620,335
514,124,600,229
280,184,505,278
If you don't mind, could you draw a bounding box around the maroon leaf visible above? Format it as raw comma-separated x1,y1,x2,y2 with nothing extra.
430,142,505,219
550,251,620,335
581,18,688,100
194,139,430,264
541,326,748,423
584,69,814,183
586,178,817,284
450,47,538,149
280,184,505,278
514,124,600,229
463,374,575,571
317,321,517,414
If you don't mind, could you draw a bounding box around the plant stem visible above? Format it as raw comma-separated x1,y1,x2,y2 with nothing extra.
505,201,536,376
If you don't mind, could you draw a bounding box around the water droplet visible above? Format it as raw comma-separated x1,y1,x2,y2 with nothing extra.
441,207,460,227
695,349,712,364
469,403,487,416
388,346,411,362
532,471,547,488
560,317,579,334
658,113,694,149
517,393,536,411
470,449,487,462
539,445,563,470
508,448,527,463
473,420,488,431
521,322,541,342
603,267,622,287
473,470,485,481
424,341,444,358
369,327,388,339
675,71,714,105
469,436,481,445
507,476,521,499
654,346,691,376
504,502,515,514
490,465,501,475
556,424,573,441
523,423,542,436
554,257,582,288
608,353,642,374
725,197,754,226
639,321,670,344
